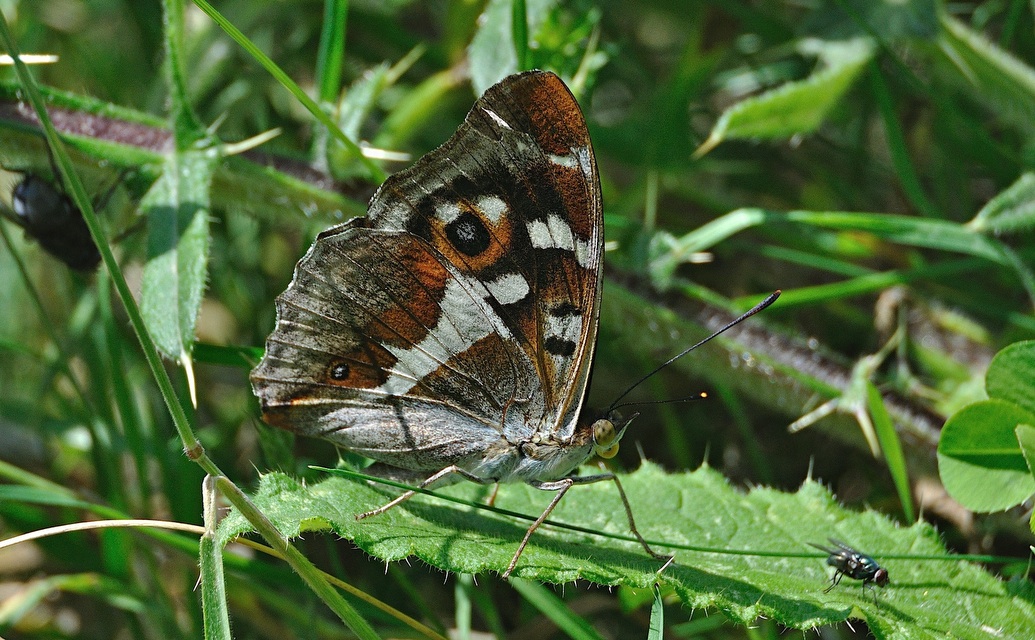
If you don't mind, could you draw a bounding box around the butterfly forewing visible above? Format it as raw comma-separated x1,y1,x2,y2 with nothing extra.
251,70,602,477
367,71,602,437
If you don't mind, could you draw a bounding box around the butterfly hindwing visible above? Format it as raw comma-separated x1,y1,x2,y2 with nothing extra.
253,223,534,469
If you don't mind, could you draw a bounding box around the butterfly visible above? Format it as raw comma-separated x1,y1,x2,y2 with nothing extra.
809,538,890,604
250,70,671,577
9,173,100,271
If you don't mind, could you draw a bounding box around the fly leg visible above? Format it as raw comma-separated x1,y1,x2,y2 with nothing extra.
824,570,845,593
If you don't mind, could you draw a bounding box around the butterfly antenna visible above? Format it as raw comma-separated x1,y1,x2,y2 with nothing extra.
609,392,707,415
606,290,781,415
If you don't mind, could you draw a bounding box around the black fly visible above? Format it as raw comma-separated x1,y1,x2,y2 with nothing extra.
810,538,889,604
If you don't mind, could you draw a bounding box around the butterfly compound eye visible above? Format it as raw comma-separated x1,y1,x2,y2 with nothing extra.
591,419,620,458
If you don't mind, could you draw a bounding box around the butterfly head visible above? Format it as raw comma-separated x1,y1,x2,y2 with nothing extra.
590,412,638,460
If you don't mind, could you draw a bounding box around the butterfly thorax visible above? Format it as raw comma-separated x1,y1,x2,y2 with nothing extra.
483,413,624,484
480,424,596,483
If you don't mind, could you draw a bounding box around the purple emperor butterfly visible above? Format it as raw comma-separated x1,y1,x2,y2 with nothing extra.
251,70,668,577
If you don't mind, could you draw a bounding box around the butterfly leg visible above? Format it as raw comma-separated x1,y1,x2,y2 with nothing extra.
355,465,494,520
505,471,672,578
486,482,501,507
503,477,575,578
603,470,673,565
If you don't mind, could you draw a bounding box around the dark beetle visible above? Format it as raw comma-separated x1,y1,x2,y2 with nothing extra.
11,174,100,272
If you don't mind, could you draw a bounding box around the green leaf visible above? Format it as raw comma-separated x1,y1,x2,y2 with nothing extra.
509,578,605,640
1018,424,1035,536
806,0,939,41
511,0,529,71
454,574,473,639
0,573,147,629
648,209,768,288
968,173,1035,235
777,209,1035,308
219,465,1035,635
140,148,218,361
162,0,204,141
0,80,364,225
336,64,391,142
0,485,93,509
192,343,260,368
1017,424,1035,478
935,15,1035,137
373,70,467,152
698,38,874,152
468,0,558,94
782,210,1035,307
868,62,939,217
782,209,1016,264
191,0,386,182
648,584,663,640
866,382,914,522
322,63,394,180
986,340,1035,416
650,207,1035,299
314,0,347,104
938,400,1035,512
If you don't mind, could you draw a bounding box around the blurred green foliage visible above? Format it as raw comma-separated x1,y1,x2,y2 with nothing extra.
1,0,1034,638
